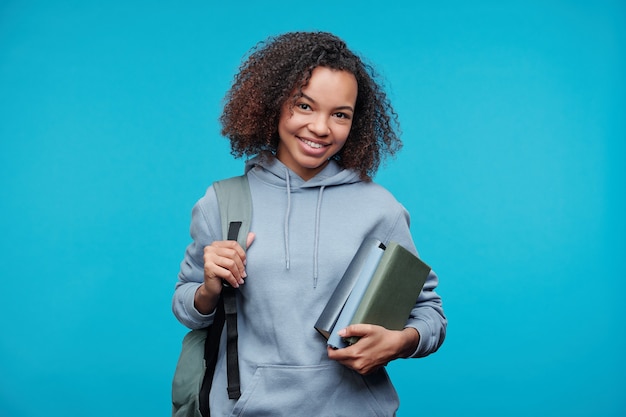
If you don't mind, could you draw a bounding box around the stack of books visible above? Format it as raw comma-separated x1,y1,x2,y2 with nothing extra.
315,238,431,349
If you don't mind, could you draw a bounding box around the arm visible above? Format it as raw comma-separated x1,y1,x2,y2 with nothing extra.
327,326,420,375
195,233,255,314
328,204,447,373
171,189,253,329
404,269,447,358
382,205,447,358
172,193,219,329
327,269,446,374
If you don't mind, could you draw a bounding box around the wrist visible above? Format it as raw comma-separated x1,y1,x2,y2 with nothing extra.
194,283,219,315
399,327,420,358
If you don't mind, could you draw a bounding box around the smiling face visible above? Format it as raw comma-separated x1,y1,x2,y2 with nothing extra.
276,66,358,181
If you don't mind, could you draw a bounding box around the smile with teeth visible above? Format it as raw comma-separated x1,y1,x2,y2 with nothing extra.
299,138,325,149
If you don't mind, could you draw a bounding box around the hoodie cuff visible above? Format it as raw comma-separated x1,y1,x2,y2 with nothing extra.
181,283,216,328
405,320,433,358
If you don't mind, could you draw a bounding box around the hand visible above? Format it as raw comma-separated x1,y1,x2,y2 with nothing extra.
327,325,420,375
194,232,255,314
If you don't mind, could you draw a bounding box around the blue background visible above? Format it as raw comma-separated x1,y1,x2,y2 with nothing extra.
1,1,624,416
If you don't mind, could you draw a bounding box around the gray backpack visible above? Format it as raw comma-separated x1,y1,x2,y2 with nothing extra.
172,175,252,417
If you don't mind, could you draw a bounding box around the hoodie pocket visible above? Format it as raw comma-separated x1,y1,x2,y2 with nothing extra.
229,363,398,417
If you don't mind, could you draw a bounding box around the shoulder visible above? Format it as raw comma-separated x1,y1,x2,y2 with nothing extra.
186,184,222,242
326,180,410,231
361,180,397,198
194,184,219,217
195,174,247,210
345,181,405,210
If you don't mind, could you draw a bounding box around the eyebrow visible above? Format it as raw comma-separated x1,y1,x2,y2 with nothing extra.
300,93,354,113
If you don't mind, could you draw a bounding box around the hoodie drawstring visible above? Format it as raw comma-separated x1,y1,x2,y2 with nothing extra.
284,169,292,270
313,185,326,288
282,168,325,288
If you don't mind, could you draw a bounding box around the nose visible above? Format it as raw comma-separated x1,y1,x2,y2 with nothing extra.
308,115,330,136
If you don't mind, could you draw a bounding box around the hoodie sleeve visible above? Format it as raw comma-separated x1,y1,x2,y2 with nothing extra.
171,188,222,329
406,269,447,358
386,204,447,359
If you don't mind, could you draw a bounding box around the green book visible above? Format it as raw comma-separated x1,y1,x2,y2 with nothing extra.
325,240,431,348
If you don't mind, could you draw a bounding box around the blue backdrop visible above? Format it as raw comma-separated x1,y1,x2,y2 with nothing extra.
1,1,624,416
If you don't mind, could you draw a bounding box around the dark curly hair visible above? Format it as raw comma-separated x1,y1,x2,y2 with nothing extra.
219,31,402,179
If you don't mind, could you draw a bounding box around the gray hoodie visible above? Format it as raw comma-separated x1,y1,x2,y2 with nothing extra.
173,153,446,416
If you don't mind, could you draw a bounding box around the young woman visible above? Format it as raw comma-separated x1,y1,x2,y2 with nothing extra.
173,31,446,416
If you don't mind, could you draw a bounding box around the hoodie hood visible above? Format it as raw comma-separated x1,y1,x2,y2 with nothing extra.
244,152,362,188
245,152,363,287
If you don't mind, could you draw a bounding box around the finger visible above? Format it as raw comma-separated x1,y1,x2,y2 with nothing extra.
339,324,372,339
211,239,247,261
246,232,255,250
207,242,247,270
204,247,246,287
205,247,244,275
205,261,241,288
218,240,249,276
327,345,350,362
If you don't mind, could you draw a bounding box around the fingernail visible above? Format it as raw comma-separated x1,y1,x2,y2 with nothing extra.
338,329,346,336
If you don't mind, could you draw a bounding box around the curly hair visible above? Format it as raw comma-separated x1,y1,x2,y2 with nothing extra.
219,31,402,179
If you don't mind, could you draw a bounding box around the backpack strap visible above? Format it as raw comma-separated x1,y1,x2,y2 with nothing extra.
214,175,251,399
214,175,252,251
198,175,251,416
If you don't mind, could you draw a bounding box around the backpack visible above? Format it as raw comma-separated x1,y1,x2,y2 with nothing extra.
171,175,252,417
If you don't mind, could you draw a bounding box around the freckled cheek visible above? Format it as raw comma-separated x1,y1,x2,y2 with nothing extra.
278,116,299,138
335,124,353,143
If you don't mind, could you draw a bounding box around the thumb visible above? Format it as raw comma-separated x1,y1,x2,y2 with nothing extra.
338,324,369,338
246,232,256,249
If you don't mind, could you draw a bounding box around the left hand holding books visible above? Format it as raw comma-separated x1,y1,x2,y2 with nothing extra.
327,325,420,375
